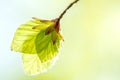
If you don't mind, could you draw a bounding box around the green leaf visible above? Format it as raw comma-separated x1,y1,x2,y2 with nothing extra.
11,17,63,74
22,53,55,75
36,29,62,62
11,18,54,54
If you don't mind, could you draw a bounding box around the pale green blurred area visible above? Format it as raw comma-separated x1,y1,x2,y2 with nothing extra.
0,0,120,80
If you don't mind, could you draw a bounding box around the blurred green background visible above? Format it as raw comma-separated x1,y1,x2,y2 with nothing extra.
0,0,120,80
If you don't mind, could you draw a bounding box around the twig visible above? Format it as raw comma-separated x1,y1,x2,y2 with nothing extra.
56,0,79,25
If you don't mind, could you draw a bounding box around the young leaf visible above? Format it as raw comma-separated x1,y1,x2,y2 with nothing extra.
11,18,55,54
22,53,56,75
11,18,63,74
36,30,62,62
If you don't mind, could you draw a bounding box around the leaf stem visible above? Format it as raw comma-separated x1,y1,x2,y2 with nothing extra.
56,0,79,25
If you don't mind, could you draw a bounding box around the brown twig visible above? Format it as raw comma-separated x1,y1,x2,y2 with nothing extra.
56,0,79,25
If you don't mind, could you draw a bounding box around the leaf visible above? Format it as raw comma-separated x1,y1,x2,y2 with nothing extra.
11,18,54,54
35,29,62,62
11,17,63,74
22,53,56,75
